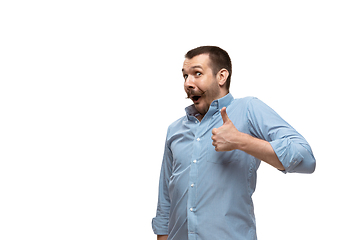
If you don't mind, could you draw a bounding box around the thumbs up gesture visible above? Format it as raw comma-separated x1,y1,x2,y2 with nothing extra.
211,107,243,152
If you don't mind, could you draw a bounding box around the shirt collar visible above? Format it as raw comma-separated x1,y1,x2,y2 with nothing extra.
185,93,234,119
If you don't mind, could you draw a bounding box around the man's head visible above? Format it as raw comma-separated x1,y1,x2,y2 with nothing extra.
182,46,232,115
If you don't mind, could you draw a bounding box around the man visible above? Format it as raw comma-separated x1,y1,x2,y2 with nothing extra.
152,46,316,240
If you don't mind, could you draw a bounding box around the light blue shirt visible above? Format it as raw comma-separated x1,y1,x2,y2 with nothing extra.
152,93,316,240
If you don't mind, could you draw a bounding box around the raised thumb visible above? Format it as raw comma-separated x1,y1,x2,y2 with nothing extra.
221,107,230,124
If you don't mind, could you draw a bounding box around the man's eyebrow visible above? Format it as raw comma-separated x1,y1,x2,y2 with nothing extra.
191,65,203,69
182,65,203,72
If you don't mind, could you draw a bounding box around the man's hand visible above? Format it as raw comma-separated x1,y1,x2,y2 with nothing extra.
211,107,285,170
211,107,246,151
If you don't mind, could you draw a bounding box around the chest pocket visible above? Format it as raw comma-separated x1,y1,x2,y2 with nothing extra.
206,144,242,164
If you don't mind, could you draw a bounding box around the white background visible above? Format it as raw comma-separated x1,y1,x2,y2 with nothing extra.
1,0,359,239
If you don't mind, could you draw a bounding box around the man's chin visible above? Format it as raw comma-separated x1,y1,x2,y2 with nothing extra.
194,102,209,116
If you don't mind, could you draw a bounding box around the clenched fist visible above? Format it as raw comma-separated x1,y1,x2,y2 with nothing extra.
211,107,248,152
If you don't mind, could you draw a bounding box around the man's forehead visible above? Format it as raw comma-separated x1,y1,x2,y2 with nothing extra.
182,64,204,72
182,54,210,71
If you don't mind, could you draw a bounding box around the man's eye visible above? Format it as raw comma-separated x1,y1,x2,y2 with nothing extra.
183,74,188,80
196,72,202,76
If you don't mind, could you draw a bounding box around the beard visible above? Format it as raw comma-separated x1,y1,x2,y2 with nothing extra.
185,81,221,115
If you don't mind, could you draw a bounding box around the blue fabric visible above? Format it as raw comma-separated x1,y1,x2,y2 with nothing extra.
152,93,316,240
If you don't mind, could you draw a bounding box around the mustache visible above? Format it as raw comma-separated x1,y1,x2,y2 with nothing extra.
186,88,206,99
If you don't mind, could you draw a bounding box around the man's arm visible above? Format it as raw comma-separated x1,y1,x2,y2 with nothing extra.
157,235,168,240
212,102,315,173
212,107,285,170
152,130,173,236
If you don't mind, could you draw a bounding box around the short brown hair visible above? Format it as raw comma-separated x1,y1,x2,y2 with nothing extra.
185,46,232,90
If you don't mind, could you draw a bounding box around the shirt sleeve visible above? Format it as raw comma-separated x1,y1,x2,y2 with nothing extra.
246,97,316,174
152,129,173,235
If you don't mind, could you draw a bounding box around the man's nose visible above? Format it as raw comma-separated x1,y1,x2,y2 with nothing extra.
184,76,195,89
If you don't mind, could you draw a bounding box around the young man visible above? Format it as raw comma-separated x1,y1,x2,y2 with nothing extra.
152,46,316,240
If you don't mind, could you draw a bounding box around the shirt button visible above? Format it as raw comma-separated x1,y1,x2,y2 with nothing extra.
193,160,197,163
196,138,200,141
190,208,193,212
195,120,198,124
191,183,194,187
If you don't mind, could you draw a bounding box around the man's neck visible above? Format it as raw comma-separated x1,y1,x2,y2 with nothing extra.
196,114,204,122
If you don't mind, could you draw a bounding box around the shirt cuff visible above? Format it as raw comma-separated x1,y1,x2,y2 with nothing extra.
152,216,169,235
270,138,304,173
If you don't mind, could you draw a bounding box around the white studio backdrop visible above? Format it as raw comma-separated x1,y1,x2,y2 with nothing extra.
1,0,359,239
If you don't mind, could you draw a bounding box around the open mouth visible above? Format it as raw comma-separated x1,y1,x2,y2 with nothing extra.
191,95,201,103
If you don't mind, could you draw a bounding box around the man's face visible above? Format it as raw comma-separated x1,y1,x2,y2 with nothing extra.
182,54,222,115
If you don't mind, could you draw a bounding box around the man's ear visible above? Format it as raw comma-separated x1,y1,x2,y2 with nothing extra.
217,68,229,87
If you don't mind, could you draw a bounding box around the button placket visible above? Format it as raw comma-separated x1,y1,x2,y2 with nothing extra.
187,117,207,238
187,107,215,238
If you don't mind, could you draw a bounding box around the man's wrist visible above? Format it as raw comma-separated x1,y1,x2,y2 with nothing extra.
157,235,168,240
235,131,251,151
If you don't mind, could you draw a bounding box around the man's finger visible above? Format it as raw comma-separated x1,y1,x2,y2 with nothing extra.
212,128,217,135
221,107,230,124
